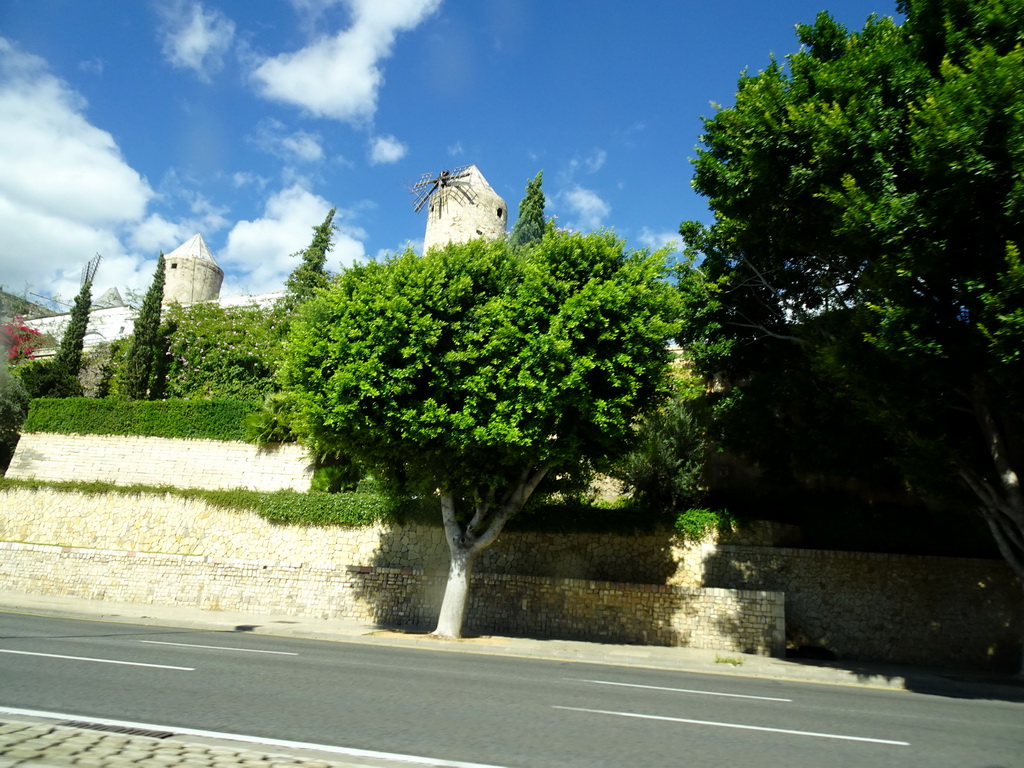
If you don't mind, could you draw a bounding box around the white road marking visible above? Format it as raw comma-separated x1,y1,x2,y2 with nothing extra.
567,677,792,702
0,707,511,768
139,640,298,655
0,648,193,671
554,706,910,746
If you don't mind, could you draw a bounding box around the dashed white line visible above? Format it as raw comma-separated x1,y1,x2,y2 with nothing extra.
139,640,298,655
0,648,193,671
554,706,910,746
566,678,792,702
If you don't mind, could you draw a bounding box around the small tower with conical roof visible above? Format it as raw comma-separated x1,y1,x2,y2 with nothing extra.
162,233,224,304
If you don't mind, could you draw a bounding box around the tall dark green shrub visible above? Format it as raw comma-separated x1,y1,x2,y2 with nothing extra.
52,279,93,381
121,254,166,400
510,171,545,248
283,208,336,313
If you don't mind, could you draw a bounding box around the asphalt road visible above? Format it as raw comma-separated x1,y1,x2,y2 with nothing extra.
1,612,1021,768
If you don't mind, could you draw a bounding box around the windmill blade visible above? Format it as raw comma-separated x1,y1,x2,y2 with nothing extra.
411,171,441,212
412,171,436,189
450,165,471,179
412,182,439,212
81,253,102,286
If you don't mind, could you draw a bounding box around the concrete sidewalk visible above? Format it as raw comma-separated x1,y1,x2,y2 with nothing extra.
1,590,1021,767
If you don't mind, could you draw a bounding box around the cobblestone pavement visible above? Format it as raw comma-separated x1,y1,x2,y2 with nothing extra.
0,719,383,768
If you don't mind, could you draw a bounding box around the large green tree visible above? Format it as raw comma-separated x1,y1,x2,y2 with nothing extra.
680,1,1024,588
120,254,166,400
509,171,545,248
283,231,678,638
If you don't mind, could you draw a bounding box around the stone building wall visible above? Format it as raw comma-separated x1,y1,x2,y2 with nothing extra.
7,433,311,492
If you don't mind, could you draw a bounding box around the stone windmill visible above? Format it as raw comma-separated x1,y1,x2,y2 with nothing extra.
161,233,224,305
412,165,507,253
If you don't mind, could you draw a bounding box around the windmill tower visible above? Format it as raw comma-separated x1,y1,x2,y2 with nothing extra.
412,165,507,253
162,233,224,305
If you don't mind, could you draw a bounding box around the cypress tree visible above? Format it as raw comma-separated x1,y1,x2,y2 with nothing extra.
52,278,93,382
510,171,545,248
121,254,166,400
283,207,336,312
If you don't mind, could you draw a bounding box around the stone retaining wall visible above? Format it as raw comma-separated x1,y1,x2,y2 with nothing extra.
7,433,312,492
0,541,785,655
1,485,1019,667
705,544,1023,668
0,487,704,583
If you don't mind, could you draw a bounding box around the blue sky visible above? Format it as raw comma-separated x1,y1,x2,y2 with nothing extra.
1,0,898,306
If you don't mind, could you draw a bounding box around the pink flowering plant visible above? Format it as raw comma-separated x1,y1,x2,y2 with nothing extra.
1,319,44,363
160,301,287,402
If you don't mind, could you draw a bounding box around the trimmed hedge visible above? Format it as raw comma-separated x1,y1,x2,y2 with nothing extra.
22,397,259,442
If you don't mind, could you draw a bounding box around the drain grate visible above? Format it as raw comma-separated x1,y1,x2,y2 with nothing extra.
59,721,176,739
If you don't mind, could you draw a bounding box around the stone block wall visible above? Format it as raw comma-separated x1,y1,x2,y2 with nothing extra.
704,544,1022,668
7,433,311,492
0,542,785,655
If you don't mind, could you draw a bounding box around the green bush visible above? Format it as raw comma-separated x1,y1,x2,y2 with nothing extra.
23,397,259,441
160,301,286,402
14,359,83,398
673,507,737,541
243,392,299,444
0,362,30,469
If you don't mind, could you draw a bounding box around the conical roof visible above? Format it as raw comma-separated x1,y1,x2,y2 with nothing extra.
93,286,125,309
166,233,219,265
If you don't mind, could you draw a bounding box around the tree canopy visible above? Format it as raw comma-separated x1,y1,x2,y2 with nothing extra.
283,230,679,636
679,0,1024,581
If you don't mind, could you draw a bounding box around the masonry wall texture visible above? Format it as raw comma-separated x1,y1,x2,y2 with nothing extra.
7,433,312,492
1,484,1019,667
0,540,785,656
704,544,1022,669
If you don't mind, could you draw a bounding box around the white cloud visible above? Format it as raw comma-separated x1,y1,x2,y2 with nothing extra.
251,118,325,163
252,0,442,123
637,227,683,253
129,194,229,255
0,39,156,301
571,149,607,174
232,171,270,190
78,57,104,75
220,184,366,296
562,186,610,231
157,1,236,82
447,141,464,157
368,134,407,165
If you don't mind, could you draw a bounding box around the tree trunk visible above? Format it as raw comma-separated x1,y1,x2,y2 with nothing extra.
430,468,549,640
433,544,477,640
